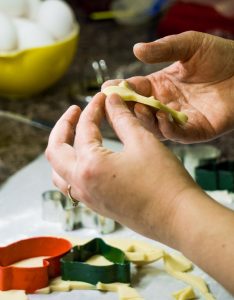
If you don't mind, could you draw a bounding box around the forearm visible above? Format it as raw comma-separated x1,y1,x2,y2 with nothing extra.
173,187,234,294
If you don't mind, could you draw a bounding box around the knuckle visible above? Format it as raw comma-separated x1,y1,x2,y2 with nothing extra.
51,175,58,188
167,43,175,59
185,30,197,36
45,147,52,161
113,110,135,125
79,156,103,183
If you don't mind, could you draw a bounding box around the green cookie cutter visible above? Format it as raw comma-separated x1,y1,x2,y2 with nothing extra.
61,238,131,285
195,160,234,192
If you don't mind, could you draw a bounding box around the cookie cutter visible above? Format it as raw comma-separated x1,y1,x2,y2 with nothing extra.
0,236,72,293
42,190,116,233
195,160,234,192
61,238,131,285
81,204,116,234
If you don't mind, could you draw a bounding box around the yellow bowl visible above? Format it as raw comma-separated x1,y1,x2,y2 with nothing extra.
0,24,79,99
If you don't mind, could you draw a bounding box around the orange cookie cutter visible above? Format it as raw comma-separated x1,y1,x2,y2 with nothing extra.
0,236,72,293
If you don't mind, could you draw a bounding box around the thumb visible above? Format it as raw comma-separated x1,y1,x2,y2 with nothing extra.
133,31,203,63
105,94,147,147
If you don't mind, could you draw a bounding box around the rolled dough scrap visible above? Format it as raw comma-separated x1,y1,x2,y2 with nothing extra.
103,81,188,125
36,277,96,294
41,278,142,300
104,238,164,265
35,286,51,294
118,285,144,300
172,286,196,300
97,282,143,300
203,293,216,300
96,282,130,292
164,253,216,300
163,253,193,272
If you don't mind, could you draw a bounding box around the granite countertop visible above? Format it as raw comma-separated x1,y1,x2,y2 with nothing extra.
0,10,156,184
0,9,233,185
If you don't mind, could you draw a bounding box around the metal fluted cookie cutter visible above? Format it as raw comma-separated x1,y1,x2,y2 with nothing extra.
42,190,116,233
61,238,131,285
0,236,72,293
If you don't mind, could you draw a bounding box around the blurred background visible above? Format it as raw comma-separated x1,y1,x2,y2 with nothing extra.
0,0,234,185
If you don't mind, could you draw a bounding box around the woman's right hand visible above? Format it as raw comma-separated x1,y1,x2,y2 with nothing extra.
103,31,234,143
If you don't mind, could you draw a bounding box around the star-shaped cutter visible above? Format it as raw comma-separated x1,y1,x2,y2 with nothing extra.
0,236,72,293
61,238,131,285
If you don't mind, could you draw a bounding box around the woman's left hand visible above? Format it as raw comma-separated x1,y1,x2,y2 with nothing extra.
45,92,200,247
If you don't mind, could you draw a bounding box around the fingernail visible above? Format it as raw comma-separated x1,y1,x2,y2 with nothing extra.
133,42,144,50
101,80,114,90
107,94,122,105
136,105,150,117
168,114,173,122
157,111,165,119
157,111,173,122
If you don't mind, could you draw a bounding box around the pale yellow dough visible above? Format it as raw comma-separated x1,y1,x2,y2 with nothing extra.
0,237,216,300
103,81,188,125
86,254,113,266
97,282,143,300
11,256,48,267
164,253,216,300
172,286,196,300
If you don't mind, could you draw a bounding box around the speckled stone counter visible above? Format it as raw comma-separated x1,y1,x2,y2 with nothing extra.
0,10,233,185
0,11,155,184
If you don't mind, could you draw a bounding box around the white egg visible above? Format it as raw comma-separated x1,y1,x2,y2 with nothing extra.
37,0,75,40
14,18,54,50
0,13,18,51
27,0,42,20
0,0,27,17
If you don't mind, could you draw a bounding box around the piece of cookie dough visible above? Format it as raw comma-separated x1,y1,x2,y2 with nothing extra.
97,282,143,300
172,286,196,300
103,81,188,125
164,253,216,300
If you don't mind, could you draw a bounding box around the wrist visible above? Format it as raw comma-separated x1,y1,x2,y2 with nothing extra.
176,192,234,255
170,186,234,293
165,185,205,250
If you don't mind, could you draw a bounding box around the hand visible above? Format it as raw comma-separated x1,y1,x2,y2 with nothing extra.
103,31,234,143
46,92,201,247
46,93,234,294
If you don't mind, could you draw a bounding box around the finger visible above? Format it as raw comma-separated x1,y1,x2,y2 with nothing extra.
51,169,68,195
105,93,146,147
134,103,166,140
157,111,190,143
102,76,152,97
49,105,81,146
51,169,83,203
133,31,203,63
74,92,106,151
102,79,122,89
45,105,81,182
